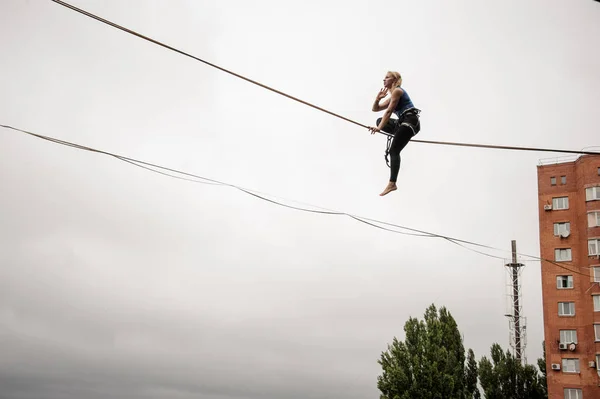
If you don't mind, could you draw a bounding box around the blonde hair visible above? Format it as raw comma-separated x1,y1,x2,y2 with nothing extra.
388,71,402,87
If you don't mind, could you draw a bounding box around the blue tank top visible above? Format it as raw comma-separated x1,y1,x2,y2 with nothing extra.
394,88,415,117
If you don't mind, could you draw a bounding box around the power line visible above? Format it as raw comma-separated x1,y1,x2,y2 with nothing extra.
49,0,600,157
1,123,592,278
0,124,459,241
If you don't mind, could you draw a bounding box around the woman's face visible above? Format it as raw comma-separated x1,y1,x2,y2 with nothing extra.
383,73,396,88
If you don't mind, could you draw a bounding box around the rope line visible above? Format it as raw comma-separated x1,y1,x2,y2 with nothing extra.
1,123,592,278
49,0,366,129
49,0,600,156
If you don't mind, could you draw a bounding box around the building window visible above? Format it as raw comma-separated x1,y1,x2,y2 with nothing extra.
554,222,571,237
559,302,575,316
557,275,573,289
595,325,600,341
597,355,600,376
589,212,600,228
586,187,600,201
590,239,600,256
551,177,557,185
598,167,600,176
593,267,600,282
594,295,600,311
561,175,567,184
564,388,582,399
555,248,572,261
553,197,569,210
560,330,577,343
562,358,580,373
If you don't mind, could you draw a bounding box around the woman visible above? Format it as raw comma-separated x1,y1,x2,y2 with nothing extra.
368,71,421,196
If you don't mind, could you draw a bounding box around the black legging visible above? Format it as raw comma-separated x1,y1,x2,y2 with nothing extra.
377,113,420,182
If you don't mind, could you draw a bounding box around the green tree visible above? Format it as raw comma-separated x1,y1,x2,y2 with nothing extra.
536,341,547,398
465,349,481,399
478,343,546,399
377,304,476,399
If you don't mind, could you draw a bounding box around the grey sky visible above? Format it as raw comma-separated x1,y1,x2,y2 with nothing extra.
1,0,599,398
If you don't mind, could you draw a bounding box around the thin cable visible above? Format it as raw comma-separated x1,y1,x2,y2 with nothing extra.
515,254,592,276
36,126,564,255
0,124,433,236
0,124,507,245
49,0,600,157
0,122,584,268
118,158,222,186
346,215,435,238
1,123,592,278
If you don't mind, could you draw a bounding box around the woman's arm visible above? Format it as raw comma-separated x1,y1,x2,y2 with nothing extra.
370,88,402,133
372,88,390,112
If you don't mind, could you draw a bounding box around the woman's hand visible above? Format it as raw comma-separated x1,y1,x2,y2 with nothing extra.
376,88,388,100
368,126,381,135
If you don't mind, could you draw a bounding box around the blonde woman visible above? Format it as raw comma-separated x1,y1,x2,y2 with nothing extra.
369,71,421,196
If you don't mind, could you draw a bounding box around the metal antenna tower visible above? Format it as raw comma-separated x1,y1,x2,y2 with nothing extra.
504,240,527,364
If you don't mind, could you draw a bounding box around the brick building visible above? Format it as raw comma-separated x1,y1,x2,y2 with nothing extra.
537,154,600,399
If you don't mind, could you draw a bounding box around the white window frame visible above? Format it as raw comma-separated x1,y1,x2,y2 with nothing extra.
561,175,567,185
589,239,600,256
595,324,600,341
564,388,582,399
589,211,600,228
560,330,578,344
594,295,600,312
557,275,574,289
551,176,557,185
553,197,569,210
586,186,600,201
554,222,571,237
555,248,572,262
594,267,600,283
559,302,575,316
562,358,580,373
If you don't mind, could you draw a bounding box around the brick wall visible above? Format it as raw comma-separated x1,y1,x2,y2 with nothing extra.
537,155,600,399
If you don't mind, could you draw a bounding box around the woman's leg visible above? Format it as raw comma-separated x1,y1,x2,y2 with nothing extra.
379,114,420,196
388,125,413,182
376,117,397,134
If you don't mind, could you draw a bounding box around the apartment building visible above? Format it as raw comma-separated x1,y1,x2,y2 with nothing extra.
537,154,600,399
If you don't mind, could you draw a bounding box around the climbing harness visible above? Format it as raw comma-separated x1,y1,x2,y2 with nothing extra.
384,108,421,167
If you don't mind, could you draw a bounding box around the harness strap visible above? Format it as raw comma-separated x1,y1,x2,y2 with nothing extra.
385,135,393,168
383,108,421,168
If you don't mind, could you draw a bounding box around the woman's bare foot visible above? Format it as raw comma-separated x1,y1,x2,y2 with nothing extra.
379,182,397,196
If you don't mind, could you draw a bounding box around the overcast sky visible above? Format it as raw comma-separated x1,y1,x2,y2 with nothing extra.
1,0,599,398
